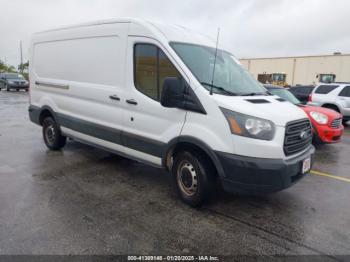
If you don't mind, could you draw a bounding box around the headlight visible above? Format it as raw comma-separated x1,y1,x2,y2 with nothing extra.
220,108,275,140
8,81,15,84
310,111,328,124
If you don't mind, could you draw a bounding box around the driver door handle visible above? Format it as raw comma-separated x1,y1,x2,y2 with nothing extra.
126,99,137,105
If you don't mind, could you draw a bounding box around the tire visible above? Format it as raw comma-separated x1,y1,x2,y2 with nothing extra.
42,117,66,150
5,84,10,91
311,125,323,145
312,133,323,145
172,151,216,207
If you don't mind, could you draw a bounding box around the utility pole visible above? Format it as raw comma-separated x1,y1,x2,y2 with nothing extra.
19,40,23,73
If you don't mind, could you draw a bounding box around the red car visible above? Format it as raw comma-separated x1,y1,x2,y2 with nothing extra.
265,85,344,144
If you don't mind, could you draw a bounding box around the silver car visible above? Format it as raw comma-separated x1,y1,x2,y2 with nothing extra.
308,83,350,124
0,73,29,91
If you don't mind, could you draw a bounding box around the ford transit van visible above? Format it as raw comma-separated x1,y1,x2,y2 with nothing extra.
29,19,314,206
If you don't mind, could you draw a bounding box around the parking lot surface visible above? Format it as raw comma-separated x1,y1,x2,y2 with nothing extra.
0,91,350,259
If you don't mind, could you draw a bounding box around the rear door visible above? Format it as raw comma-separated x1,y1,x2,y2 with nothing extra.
121,37,188,165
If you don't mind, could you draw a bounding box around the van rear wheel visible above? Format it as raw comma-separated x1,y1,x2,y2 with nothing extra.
42,117,66,150
172,151,215,207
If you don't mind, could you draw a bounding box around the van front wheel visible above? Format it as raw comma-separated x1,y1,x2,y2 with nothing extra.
42,117,66,150
172,151,215,207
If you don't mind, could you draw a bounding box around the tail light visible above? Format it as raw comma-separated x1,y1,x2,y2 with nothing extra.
308,94,312,102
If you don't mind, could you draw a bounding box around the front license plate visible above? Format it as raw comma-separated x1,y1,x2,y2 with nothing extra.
302,157,311,174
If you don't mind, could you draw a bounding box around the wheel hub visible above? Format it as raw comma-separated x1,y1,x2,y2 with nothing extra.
46,125,55,143
178,162,198,196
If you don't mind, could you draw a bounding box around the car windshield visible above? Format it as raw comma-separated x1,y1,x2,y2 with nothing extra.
170,42,267,96
269,88,301,105
5,73,24,80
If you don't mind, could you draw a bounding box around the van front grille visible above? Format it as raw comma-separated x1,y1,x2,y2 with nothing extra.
284,119,312,156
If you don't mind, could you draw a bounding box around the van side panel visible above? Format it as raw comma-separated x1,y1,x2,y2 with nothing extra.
32,35,127,128
33,36,121,86
31,23,130,144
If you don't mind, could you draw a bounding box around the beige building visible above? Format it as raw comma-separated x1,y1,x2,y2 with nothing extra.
240,53,350,86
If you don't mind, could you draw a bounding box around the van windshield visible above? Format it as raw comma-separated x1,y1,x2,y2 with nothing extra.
170,42,266,96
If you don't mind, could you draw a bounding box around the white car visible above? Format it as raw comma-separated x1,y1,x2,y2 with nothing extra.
28,18,314,206
308,83,350,124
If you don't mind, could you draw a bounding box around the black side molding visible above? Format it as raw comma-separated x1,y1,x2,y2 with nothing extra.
29,107,222,174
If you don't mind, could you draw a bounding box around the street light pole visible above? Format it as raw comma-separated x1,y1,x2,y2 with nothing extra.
19,40,23,73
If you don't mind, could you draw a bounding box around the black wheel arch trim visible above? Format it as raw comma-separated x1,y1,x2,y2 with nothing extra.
29,105,59,125
162,136,225,178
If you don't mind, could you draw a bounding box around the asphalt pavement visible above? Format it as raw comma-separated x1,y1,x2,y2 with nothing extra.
0,91,349,260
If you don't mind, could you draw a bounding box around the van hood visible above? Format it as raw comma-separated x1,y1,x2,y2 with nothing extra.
213,95,308,127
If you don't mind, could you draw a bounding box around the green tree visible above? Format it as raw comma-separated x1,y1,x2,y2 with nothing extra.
0,59,18,73
18,61,29,73
7,65,17,73
0,60,7,72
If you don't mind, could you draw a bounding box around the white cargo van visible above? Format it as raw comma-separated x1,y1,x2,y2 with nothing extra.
29,19,314,206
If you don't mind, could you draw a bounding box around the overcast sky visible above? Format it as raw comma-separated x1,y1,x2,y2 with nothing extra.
1,0,350,67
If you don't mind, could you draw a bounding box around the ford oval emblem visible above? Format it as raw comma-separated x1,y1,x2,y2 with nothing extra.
300,131,309,139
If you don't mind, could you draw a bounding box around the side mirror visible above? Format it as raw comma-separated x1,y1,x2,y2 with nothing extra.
160,77,186,108
160,77,207,114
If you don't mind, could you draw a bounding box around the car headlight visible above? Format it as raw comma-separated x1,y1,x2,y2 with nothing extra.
310,111,328,124
8,81,15,84
220,108,275,140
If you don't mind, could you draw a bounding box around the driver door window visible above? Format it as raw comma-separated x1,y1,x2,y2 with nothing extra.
134,44,181,101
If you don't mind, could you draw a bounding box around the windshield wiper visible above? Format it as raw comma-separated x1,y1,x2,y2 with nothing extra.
200,82,238,96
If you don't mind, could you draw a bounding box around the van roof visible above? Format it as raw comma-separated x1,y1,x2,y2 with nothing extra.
34,18,138,33
34,18,216,48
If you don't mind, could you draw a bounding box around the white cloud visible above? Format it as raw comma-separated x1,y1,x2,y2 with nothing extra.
1,0,349,66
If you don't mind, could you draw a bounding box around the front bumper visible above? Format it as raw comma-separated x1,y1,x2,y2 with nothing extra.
8,84,29,89
314,125,343,143
216,146,315,195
